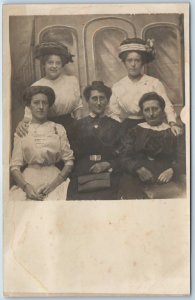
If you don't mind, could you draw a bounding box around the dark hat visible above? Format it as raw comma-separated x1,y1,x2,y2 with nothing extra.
83,81,112,101
119,37,155,63
23,86,56,107
139,92,165,111
34,41,74,63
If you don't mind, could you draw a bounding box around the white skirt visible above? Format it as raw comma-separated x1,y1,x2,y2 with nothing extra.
10,165,70,201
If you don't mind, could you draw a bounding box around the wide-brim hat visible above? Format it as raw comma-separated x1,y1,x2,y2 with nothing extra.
118,38,155,63
34,41,74,63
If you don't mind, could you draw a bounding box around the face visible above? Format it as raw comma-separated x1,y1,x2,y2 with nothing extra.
30,93,49,123
123,52,144,78
44,55,63,80
88,90,109,116
142,99,164,126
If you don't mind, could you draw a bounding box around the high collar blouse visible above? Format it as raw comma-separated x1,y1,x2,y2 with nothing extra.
106,74,176,124
10,121,74,172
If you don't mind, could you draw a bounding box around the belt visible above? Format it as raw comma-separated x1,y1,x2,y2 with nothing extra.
89,155,102,161
28,163,55,168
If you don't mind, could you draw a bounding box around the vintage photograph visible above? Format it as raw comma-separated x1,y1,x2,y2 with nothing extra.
3,3,190,296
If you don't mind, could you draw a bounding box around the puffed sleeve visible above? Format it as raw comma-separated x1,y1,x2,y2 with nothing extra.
155,79,177,123
56,124,74,166
10,135,25,172
106,86,126,122
71,77,83,112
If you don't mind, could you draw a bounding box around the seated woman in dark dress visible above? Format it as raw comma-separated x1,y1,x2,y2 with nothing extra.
67,81,121,200
118,92,186,199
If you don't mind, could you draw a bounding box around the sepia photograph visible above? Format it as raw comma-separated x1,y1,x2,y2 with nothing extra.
3,3,190,296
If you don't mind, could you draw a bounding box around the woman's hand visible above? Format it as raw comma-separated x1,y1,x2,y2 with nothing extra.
157,168,174,183
37,183,55,197
73,108,83,120
136,166,154,183
16,120,29,137
89,162,111,174
24,183,44,201
170,123,183,136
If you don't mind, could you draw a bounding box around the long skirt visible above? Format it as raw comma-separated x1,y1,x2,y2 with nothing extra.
10,165,70,201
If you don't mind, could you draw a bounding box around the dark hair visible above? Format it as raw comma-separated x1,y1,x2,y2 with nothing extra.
139,92,165,111
40,54,67,67
83,81,112,102
23,86,55,107
119,38,155,64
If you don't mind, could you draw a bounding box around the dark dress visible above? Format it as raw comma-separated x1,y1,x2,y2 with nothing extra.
67,115,121,200
49,114,75,145
118,122,183,199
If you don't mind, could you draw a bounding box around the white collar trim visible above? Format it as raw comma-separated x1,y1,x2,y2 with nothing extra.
138,122,170,131
89,112,105,118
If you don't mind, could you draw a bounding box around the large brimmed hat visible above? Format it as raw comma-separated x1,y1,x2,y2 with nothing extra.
34,41,74,63
118,38,155,63
83,81,112,101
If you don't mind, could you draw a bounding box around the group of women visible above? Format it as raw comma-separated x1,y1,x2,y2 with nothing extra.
10,38,185,201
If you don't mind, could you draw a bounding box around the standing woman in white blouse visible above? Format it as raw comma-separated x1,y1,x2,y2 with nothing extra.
16,41,83,141
107,38,182,136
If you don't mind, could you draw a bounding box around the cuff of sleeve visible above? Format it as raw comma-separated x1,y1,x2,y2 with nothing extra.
64,160,74,166
10,166,21,172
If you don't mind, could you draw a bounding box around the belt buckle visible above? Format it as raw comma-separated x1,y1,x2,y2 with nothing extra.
90,155,101,161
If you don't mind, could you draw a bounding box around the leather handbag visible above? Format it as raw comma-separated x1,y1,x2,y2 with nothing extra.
78,172,111,193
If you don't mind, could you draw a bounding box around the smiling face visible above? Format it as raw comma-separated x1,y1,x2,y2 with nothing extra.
44,55,63,80
88,90,109,116
123,51,144,79
30,93,49,123
142,99,164,126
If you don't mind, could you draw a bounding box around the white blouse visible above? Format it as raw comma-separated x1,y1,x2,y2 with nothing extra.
24,75,83,120
10,121,74,172
107,74,177,123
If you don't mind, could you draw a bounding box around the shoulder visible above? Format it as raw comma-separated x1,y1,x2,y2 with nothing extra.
75,116,90,126
112,76,129,90
61,75,79,84
32,78,48,86
49,121,67,136
141,74,164,90
142,74,159,83
103,116,120,126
